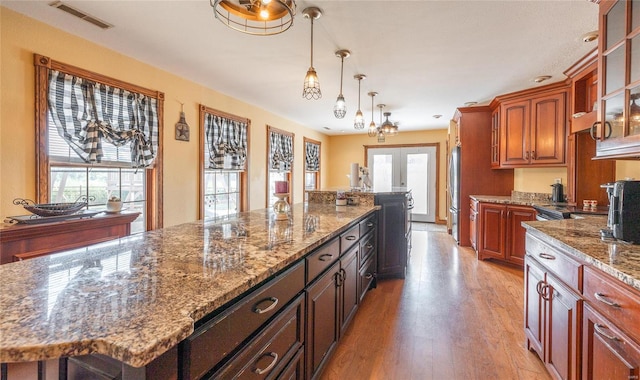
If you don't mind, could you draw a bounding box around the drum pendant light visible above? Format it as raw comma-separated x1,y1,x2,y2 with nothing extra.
302,7,322,100
353,74,366,130
333,49,350,118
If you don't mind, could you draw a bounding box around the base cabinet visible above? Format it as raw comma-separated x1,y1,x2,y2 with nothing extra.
477,202,536,266
375,193,409,278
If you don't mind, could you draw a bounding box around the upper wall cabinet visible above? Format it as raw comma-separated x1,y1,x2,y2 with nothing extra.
593,0,640,159
494,83,568,168
564,49,598,134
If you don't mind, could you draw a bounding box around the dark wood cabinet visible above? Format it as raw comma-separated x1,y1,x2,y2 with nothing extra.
593,0,640,159
566,131,615,206
491,108,501,168
339,245,359,338
499,89,567,167
524,255,581,380
375,193,409,279
476,202,535,266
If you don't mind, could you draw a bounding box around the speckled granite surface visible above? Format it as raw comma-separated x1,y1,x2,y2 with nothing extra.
470,192,551,206
523,217,640,292
0,203,378,367
307,187,410,206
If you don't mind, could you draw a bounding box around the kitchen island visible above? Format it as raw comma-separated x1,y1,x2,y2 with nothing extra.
0,202,378,379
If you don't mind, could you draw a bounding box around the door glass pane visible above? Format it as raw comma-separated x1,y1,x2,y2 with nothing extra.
606,0,626,49
605,47,625,94
632,34,640,83
630,86,640,135
604,92,626,138
406,153,428,215
633,0,640,31
305,172,316,190
372,154,393,192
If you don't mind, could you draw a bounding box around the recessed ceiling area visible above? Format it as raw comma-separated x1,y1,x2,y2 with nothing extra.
2,0,599,135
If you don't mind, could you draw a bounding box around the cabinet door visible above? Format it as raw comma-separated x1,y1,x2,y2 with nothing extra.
477,203,506,260
306,262,340,380
525,256,546,360
376,195,407,278
505,206,536,266
340,244,359,337
530,91,566,165
546,274,581,380
500,99,530,166
583,303,640,380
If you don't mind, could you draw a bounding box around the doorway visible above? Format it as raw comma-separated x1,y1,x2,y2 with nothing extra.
366,145,438,223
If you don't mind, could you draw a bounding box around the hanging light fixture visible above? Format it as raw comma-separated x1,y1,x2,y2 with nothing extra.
388,122,399,137
302,7,322,100
210,0,296,36
353,74,366,130
380,112,395,136
367,92,378,137
333,49,350,118
377,104,386,143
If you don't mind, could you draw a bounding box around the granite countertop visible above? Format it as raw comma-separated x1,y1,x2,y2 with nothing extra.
523,217,640,292
0,203,378,367
307,187,410,195
470,194,544,206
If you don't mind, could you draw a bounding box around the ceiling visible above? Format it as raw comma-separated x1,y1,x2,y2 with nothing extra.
3,0,599,135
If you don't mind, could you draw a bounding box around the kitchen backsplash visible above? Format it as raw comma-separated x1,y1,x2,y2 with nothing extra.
511,190,552,202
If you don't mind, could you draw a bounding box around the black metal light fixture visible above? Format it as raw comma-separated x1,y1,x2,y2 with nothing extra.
353,74,366,130
333,49,350,118
368,92,378,137
380,112,396,136
377,104,386,143
211,0,296,36
302,7,322,100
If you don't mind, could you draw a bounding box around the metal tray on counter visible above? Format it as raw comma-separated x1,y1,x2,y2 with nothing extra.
5,210,102,225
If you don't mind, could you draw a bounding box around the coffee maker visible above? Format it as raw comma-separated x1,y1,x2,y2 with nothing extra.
551,182,564,203
601,180,640,243
600,182,615,239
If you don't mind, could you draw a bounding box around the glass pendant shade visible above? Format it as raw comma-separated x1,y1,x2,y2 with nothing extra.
353,74,366,130
211,0,296,36
302,7,322,100
334,49,350,119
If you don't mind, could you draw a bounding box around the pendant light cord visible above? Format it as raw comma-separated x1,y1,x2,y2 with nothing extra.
357,78,361,110
339,56,344,95
310,18,314,68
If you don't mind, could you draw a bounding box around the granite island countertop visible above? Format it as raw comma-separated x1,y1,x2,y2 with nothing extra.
0,203,378,367
523,217,640,291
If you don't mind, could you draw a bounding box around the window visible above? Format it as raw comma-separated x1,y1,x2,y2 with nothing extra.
304,138,321,192
267,126,294,207
34,54,163,231
199,105,249,219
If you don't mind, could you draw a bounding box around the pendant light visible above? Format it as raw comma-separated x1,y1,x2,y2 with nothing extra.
353,74,366,130
381,112,394,135
368,92,378,137
211,0,296,36
333,50,350,118
377,104,386,143
302,7,322,100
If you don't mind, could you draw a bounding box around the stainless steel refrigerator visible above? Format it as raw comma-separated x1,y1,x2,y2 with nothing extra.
448,145,461,244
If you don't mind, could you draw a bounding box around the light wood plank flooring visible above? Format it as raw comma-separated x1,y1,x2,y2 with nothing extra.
321,223,551,380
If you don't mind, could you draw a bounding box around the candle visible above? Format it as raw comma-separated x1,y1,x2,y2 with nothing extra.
275,180,289,194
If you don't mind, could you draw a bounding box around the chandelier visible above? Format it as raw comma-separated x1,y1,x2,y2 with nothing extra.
210,0,296,36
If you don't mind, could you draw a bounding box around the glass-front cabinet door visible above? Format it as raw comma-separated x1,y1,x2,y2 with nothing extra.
596,0,640,158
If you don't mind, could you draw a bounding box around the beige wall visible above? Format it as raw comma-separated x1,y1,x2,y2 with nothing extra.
616,161,640,180
0,8,329,227
327,129,449,222
513,167,567,194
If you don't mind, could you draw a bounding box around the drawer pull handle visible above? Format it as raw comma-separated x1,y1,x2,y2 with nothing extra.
366,222,374,228
536,280,545,296
594,293,621,308
365,273,373,279
319,253,333,262
345,235,357,241
252,297,279,314
538,253,556,260
365,243,374,249
253,352,278,375
594,323,619,342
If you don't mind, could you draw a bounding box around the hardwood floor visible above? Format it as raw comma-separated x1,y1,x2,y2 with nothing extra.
321,223,551,380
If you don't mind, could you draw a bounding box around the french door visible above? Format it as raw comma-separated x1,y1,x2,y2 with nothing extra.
367,146,437,222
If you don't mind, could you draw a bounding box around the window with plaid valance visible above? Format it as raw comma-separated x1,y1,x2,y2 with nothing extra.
203,112,248,170
305,141,320,172
47,70,159,168
269,129,294,172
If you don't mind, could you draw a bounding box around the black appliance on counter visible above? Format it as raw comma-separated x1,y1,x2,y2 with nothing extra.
602,180,640,243
551,182,564,203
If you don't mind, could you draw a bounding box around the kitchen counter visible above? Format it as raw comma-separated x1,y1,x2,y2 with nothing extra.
307,188,410,206
470,194,544,206
523,216,640,291
0,203,378,367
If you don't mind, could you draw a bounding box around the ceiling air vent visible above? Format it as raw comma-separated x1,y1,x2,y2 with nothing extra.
49,1,113,30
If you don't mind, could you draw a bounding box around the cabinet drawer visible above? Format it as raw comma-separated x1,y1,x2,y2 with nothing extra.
306,238,340,283
359,230,376,267
584,266,640,344
183,261,305,380
359,213,376,237
340,224,360,254
210,293,305,379
526,234,582,291
358,255,376,303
